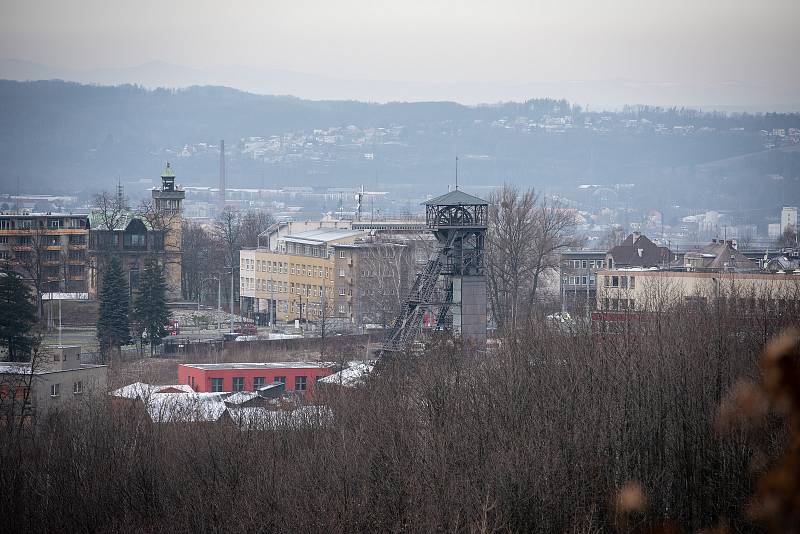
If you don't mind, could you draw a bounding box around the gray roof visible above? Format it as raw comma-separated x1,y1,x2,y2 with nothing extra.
281,228,365,244
182,362,336,371
423,190,488,206
88,211,154,231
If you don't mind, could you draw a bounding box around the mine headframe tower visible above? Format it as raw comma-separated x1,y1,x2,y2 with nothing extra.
382,190,488,353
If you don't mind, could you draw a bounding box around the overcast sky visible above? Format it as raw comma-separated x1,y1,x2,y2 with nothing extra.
2,0,799,107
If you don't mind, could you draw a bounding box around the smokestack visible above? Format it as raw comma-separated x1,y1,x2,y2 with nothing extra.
218,139,226,213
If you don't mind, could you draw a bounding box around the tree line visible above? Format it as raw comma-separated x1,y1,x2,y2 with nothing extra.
1,295,798,531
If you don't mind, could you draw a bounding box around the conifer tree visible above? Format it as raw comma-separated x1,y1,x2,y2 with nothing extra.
0,261,38,361
134,256,170,356
96,256,131,360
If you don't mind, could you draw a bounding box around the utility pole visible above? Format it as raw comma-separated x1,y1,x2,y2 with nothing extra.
230,267,235,333
320,280,326,359
269,278,274,331
299,293,303,334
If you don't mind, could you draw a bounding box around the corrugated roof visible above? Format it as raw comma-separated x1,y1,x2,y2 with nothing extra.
423,190,488,206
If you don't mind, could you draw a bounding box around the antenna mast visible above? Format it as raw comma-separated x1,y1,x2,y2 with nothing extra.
455,156,459,190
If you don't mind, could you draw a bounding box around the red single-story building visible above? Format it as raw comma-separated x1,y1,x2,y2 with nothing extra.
177,362,336,398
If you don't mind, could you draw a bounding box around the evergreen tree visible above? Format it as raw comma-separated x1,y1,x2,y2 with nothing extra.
96,256,131,360
0,261,38,361
134,256,170,356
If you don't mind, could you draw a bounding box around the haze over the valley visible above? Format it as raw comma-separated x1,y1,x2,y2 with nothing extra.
1,0,799,110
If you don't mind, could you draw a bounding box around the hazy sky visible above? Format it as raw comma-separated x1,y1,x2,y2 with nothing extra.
2,0,799,106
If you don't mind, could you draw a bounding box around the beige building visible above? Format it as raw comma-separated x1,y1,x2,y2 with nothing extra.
0,346,107,423
332,240,425,329
239,228,368,324
596,269,800,313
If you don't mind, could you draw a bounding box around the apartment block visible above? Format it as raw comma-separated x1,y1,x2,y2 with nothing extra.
0,211,90,293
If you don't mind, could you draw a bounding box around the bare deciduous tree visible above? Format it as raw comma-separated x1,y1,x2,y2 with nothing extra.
356,242,415,330
487,185,581,330
240,209,274,248
91,190,129,231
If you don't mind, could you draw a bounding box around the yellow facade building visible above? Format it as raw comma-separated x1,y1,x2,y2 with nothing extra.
239,228,367,324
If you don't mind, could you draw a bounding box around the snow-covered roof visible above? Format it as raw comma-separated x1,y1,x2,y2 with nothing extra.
318,362,374,387
224,391,260,405
111,382,194,399
229,406,333,430
146,393,229,423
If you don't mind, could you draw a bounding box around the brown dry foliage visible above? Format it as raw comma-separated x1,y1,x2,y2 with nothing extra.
0,302,796,532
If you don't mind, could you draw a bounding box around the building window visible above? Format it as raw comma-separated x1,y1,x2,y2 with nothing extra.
295,376,307,391
611,276,619,287
339,250,346,258
621,276,628,289
211,378,224,392
274,376,286,386
253,377,266,390
73,381,83,394
50,383,61,397
339,268,345,277
232,377,245,392
339,287,346,296
630,276,635,289
582,260,588,269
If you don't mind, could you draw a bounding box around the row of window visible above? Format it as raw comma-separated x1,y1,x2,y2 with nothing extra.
49,381,83,397
89,232,164,250
0,218,87,230
278,242,327,257
208,375,323,393
601,298,636,311
563,275,596,286
565,259,606,269
241,257,333,279
604,275,636,289
241,278,334,298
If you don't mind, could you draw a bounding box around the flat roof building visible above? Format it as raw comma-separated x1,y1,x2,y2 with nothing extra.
177,362,336,399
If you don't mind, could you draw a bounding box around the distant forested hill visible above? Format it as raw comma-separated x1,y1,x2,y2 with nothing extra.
0,79,798,211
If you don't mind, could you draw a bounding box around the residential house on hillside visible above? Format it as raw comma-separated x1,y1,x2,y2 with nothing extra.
683,239,757,272
606,233,674,269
